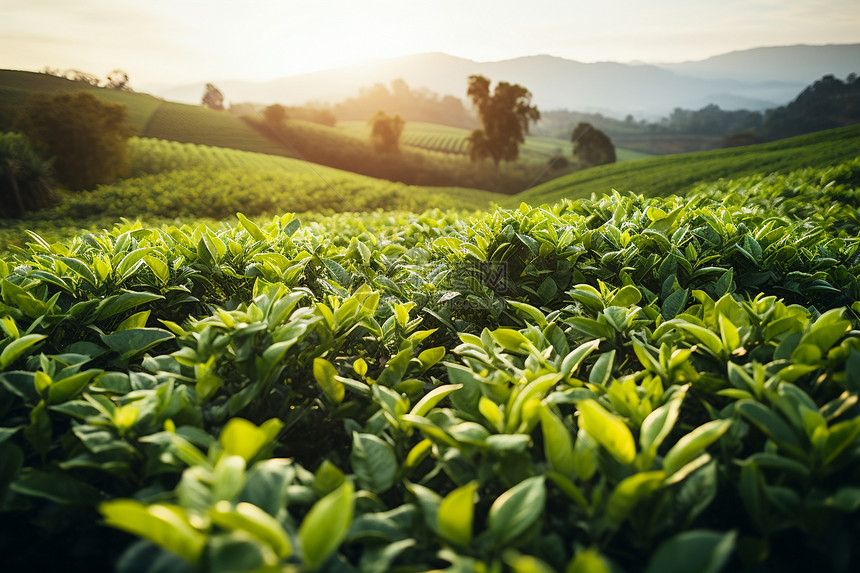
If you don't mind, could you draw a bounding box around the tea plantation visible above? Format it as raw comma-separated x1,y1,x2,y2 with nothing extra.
1,158,860,572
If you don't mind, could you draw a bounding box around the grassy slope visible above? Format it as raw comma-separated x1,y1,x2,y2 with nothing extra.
0,70,291,157
513,124,860,206
142,102,294,157
127,136,502,209
0,70,163,131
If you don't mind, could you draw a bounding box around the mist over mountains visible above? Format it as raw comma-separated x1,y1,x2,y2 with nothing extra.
149,44,860,119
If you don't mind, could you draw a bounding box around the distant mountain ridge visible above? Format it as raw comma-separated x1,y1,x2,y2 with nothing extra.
148,44,860,119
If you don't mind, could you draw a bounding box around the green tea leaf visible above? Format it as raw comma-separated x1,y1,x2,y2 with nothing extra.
606,470,665,529
313,358,344,404
351,432,398,494
0,333,47,369
488,476,546,547
645,530,737,573
46,368,101,404
640,389,686,465
493,328,532,353
566,548,613,573
298,480,355,571
438,481,477,546
236,212,266,241
219,417,283,463
116,310,151,331
100,500,205,565
209,501,292,559
540,407,576,478
577,399,636,465
609,285,642,308
736,401,805,458
13,468,102,505
662,288,689,320
409,384,462,418
663,419,732,475
95,291,164,321
588,350,615,386
100,328,174,360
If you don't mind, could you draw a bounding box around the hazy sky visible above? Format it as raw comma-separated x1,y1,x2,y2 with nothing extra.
1,0,858,87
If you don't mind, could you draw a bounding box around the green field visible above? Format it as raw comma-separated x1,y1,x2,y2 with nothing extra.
0,136,502,250
142,102,294,157
0,70,292,158
512,124,860,206
339,120,652,163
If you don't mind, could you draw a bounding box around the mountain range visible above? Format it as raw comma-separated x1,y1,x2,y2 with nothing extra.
148,44,860,119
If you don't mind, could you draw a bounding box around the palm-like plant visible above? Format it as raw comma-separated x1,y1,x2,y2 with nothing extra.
0,133,55,218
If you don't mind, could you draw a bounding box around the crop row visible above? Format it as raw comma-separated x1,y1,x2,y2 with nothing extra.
402,132,470,155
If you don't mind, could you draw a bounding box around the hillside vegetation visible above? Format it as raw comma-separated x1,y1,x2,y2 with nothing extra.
513,124,860,206
0,136,501,249
338,121,652,164
242,116,576,193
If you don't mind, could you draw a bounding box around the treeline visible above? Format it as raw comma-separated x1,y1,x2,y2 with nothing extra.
40,66,133,91
333,79,474,129
535,73,860,154
760,73,860,140
229,102,337,127
229,80,473,130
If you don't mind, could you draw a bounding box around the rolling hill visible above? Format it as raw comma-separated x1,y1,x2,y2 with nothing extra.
510,124,860,206
0,70,294,157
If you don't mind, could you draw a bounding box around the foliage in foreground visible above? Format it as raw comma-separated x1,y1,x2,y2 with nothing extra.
1,167,860,572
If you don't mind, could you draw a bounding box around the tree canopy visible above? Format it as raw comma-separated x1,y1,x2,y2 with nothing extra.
262,104,288,127
104,69,132,91
368,111,405,153
202,83,225,111
466,75,540,170
14,92,134,190
571,122,616,167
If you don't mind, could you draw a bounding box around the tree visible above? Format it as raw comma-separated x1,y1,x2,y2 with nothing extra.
64,69,99,86
15,92,135,190
466,75,540,171
0,133,55,218
571,122,616,167
368,111,405,153
263,104,288,127
202,83,225,111
105,69,131,91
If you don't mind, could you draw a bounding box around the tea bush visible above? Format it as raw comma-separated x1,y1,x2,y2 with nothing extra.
1,166,859,572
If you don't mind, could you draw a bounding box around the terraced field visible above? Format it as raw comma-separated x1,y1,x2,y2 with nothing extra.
512,124,860,206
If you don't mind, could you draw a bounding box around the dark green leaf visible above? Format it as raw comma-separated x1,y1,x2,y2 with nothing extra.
351,432,398,494
645,530,736,573
488,476,546,547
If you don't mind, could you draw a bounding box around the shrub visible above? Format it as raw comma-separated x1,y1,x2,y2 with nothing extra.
15,92,135,190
